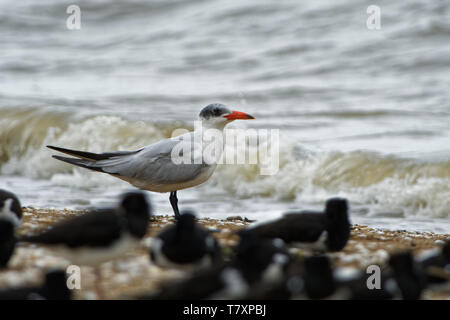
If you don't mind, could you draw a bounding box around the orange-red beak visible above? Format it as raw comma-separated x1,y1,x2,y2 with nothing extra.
223,110,255,120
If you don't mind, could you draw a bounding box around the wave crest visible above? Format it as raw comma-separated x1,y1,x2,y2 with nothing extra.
1,108,449,218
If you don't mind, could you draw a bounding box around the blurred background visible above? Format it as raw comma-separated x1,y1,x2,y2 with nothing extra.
1,0,450,232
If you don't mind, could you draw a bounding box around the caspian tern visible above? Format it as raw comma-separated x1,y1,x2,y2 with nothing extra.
47,103,254,218
239,198,351,252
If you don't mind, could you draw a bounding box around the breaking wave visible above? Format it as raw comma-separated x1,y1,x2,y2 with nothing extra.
1,108,449,219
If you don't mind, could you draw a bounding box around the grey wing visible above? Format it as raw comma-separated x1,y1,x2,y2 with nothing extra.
99,135,209,186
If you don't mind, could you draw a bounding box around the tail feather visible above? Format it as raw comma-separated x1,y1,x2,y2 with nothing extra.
47,145,108,161
47,145,141,161
52,155,106,173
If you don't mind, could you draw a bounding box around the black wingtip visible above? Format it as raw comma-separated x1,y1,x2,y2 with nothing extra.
52,155,80,163
52,155,70,161
47,145,60,151
52,155,106,173
47,145,74,155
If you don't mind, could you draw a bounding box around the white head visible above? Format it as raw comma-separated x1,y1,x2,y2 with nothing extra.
198,103,254,129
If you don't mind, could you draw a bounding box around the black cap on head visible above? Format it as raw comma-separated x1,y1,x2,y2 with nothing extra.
121,192,151,217
177,210,197,228
234,234,288,282
120,192,151,238
199,103,231,120
326,198,348,212
325,198,348,220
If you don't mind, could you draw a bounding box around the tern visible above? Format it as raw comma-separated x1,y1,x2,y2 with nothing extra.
140,233,290,300
47,103,254,218
150,211,222,269
239,198,351,252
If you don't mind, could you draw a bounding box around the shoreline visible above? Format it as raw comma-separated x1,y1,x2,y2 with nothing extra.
1,208,449,299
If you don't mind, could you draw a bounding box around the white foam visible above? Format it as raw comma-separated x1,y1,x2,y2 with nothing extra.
209,138,450,219
1,114,450,220
2,115,165,182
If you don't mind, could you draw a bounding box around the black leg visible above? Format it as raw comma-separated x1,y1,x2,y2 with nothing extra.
169,191,180,219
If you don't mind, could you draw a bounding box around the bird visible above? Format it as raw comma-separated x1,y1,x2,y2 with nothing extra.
232,232,291,285
20,192,150,265
0,270,71,300
150,211,221,269
241,256,336,300
239,198,351,252
0,219,16,269
140,232,291,300
138,263,248,300
0,189,22,227
240,258,305,300
46,103,255,219
246,251,425,300
19,191,151,298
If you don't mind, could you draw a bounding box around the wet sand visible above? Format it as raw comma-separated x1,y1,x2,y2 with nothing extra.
0,208,449,300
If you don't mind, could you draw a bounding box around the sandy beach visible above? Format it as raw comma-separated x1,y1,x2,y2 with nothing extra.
0,207,448,300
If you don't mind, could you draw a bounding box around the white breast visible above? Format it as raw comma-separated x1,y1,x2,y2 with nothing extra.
0,198,21,227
